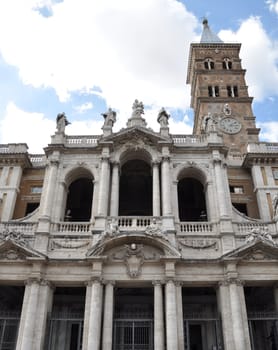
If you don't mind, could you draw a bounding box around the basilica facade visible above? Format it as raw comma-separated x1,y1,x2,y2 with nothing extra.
0,20,278,350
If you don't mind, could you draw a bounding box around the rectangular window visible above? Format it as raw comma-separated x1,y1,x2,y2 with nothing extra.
230,185,244,194
30,186,42,194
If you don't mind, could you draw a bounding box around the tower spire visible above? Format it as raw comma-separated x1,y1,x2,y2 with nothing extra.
200,18,223,43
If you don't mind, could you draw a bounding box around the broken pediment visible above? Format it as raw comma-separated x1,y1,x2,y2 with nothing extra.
100,126,170,148
0,238,46,261
87,232,181,259
221,239,278,262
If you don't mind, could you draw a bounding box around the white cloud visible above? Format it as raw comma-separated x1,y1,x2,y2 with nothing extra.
0,0,198,112
266,0,278,14
258,121,278,142
219,16,278,102
74,102,93,114
0,102,55,153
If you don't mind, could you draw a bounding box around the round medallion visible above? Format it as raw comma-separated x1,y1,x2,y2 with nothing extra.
219,117,242,134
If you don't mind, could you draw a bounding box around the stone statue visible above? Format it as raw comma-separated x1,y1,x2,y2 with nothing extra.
56,112,70,133
202,112,216,133
132,99,144,117
245,227,275,245
102,108,116,128
157,107,170,127
272,193,278,219
223,103,231,116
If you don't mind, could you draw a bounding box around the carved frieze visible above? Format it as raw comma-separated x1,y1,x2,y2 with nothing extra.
50,238,90,250
179,238,219,250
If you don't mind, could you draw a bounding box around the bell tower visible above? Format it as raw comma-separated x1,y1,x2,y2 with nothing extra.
187,19,260,152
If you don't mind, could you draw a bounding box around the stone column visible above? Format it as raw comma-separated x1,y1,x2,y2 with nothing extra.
217,282,235,350
1,166,22,221
33,281,54,350
97,157,111,216
110,162,120,217
213,158,231,218
86,279,103,350
165,280,178,349
176,282,184,350
161,156,172,216
274,284,278,312
152,161,161,217
228,279,251,350
40,159,59,219
251,165,271,220
16,279,40,350
153,281,164,350
102,281,115,350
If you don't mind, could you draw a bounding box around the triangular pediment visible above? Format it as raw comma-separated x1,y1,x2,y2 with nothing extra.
100,126,170,146
0,239,46,261
221,238,278,262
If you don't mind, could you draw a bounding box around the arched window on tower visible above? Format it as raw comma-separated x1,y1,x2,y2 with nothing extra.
119,159,152,216
223,58,232,70
178,177,207,221
204,58,214,70
65,177,94,221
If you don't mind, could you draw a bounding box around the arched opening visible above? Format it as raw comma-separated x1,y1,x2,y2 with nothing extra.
178,177,207,221
65,177,93,221
119,159,152,216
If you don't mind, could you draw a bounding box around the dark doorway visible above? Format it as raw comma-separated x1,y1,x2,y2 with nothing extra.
65,178,93,221
189,324,203,350
119,160,152,216
178,177,207,221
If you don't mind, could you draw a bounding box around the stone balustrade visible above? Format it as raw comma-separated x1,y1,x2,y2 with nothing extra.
0,222,37,234
51,222,92,234
0,143,28,153
178,221,216,234
117,216,154,229
247,142,278,153
234,222,275,235
65,136,100,147
172,134,207,145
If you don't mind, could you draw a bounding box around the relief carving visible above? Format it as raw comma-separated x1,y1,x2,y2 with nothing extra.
179,239,219,250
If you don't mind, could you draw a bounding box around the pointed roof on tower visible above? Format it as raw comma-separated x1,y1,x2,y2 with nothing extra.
200,18,223,43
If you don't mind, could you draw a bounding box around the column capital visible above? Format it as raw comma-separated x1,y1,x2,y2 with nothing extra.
162,156,170,162
152,280,165,286
103,280,115,286
101,156,110,162
112,161,120,167
85,276,103,286
219,278,244,286
152,160,160,167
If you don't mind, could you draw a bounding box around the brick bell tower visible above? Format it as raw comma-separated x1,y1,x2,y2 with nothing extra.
187,19,260,153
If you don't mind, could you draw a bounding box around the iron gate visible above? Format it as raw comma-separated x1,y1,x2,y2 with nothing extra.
0,312,20,350
113,319,154,350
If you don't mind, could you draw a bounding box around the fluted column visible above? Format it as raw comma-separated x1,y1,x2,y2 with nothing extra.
152,161,161,217
161,156,172,216
153,281,164,350
228,279,251,350
86,279,103,350
102,281,115,350
16,279,40,350
110,162,120,217
97,156,111,216
165,280,178,349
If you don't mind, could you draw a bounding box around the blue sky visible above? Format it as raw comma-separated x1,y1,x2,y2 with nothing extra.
0,0,277,152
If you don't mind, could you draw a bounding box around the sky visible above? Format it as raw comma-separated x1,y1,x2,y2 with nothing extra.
0,0,278,153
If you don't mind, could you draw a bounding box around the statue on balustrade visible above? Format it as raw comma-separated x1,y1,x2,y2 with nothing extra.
157,107,170,127
102,108,117,128
56,112,71,133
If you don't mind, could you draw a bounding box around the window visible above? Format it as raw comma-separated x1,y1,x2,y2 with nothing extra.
208,86,219,97
227,85,238,97
204,58,214,70
223,58,232,70
233,203,248,215
25,202,39,216
230,185,244,194
30,186,42,194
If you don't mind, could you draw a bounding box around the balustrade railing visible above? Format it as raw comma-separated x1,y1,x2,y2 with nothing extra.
247,142,278,153
65,135,100,147
172,134,207,145
52,222,92,233
117,217,153,229
0,222,37,234
179,222,215,233
235,222,271,234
